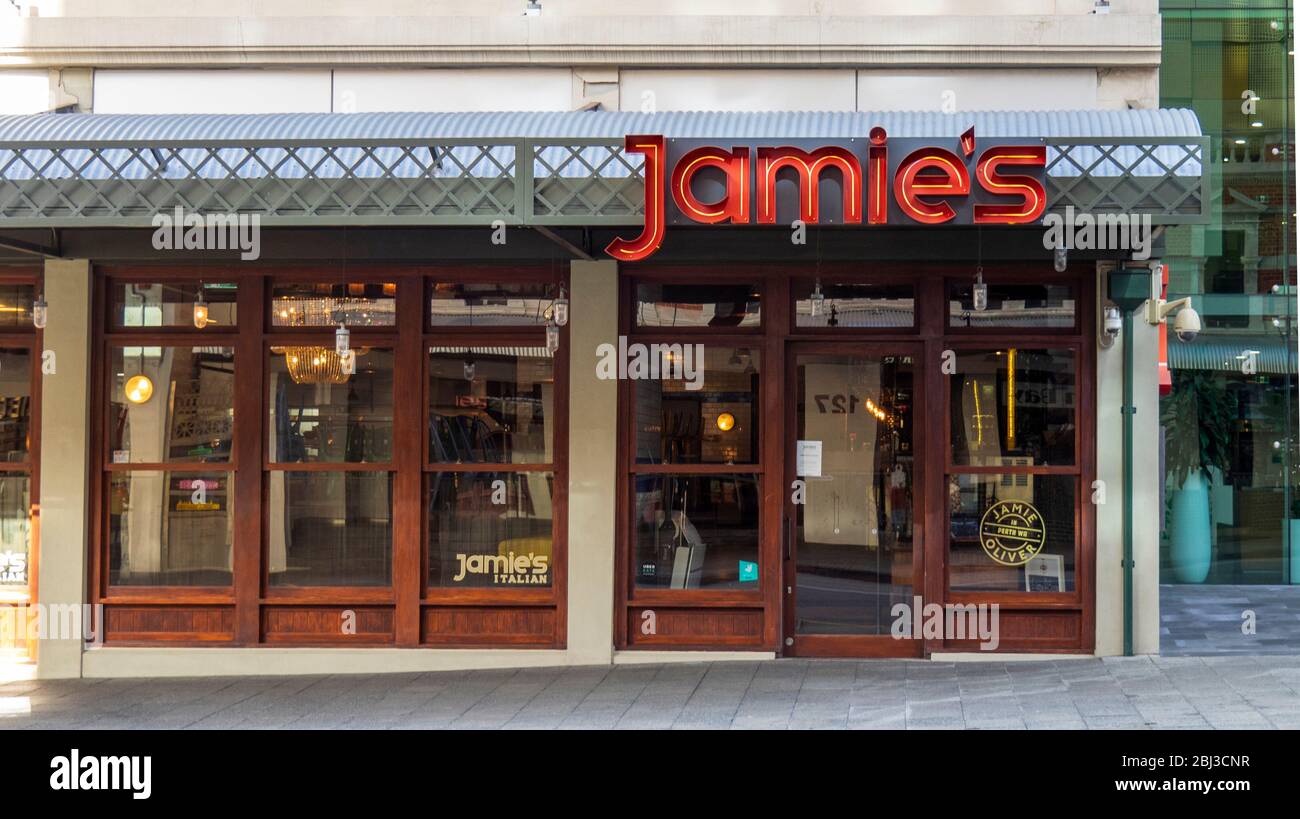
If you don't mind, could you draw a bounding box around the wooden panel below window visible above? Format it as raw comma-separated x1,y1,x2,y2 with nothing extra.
624,606,766,649
261,606,395,644
420,606,557,646
940,608,1083,652
103,605,235,643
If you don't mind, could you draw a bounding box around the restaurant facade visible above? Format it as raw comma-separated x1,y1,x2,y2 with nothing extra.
0,1,1268,678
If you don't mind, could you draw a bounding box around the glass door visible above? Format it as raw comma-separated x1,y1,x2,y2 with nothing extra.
783,343,924,657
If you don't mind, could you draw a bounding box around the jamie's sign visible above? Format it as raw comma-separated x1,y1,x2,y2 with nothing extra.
605,127,1047,261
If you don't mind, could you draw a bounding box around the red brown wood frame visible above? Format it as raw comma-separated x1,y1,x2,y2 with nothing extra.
89,265,568,647
0,269,43,661
614,264,1096,655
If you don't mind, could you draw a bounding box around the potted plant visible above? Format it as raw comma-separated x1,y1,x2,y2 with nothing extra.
1161,370,1238,583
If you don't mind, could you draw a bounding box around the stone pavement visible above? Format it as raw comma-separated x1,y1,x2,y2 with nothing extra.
2,655,1299,730
1161,584,1300,655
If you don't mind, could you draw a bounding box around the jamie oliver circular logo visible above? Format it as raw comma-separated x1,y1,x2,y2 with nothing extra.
979,500,1046,566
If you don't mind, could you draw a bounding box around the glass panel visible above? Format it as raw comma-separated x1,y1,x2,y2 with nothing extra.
635,282,761,328
0,476,30,589
429,282,557,326
109,346,235,464
1158,5,1298,597
428,346,553,464
268,347,394,464
267,471,392,587
633,473,760,590
793,281,915,329
428,472,554,588
948,282,1075,328
632,345,760,465
793,353,915,634
947,473,1076,592
108,471,232,586
113,282,237,328
0,285,34,329
0,349,31,463
271,282,396,327
949,348,1076,467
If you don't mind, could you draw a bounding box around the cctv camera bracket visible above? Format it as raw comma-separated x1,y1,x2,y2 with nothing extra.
1145,296,1192,325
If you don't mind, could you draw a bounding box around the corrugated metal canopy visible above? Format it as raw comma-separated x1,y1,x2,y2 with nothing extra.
0,109,1203,142
1167,333,1297,375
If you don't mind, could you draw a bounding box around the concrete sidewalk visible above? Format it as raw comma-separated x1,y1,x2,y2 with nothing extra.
2,655,1299,730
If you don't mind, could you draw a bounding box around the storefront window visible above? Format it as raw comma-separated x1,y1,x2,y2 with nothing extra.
267,348,394,464
429,282,557,326
949,348,1076,467
1159,1,1298,594
633,473,761,590
428,471,553,588
428,347,553,464
636,282,761,328
632,346,760,465
0,285,35,329
0,348,31,462
271,282,396,326
0,476,30,590
947,473,1076,592
109,346,235,463
793,281,915,328
948,282,1076,329
266,471,393,587
113,282,237,329
108,471,233,586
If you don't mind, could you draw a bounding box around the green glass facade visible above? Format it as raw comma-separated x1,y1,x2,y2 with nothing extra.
1160,0,1298,585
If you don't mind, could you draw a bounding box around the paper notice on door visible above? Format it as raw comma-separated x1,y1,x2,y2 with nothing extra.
796,440,822,477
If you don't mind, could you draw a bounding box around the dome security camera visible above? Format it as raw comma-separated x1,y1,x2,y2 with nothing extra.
1173,306,1202,343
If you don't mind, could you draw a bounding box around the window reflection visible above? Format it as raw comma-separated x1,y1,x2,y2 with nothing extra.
950,348,1076,467
267,471,392,587
633,474,760,589
113,282,237,328
268,348,394,464
108,471,232,586
0,285,35,329
110,346,235,464
949,283,1075,328
0,476,29,589
636,282,761,328
794,282,915,328
429,282,557,326
428,347,553,464
427,472,553,588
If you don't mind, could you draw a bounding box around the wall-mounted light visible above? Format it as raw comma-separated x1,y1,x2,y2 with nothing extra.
1053,244,1068,273
32,294,47,329
546,319,560,354
716,412,736,432
463,353,476,382
193,287,210,329
124,374,154,404
552,284,569,327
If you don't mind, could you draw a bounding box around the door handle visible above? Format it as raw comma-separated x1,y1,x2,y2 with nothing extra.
783,516,793,560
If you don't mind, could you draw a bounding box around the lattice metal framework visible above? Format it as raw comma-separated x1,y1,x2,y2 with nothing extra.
0,136,1210,228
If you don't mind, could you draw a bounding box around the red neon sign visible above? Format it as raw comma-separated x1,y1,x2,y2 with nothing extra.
605,128,1047,261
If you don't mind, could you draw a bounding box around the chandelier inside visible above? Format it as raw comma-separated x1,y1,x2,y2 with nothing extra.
275,346,358,385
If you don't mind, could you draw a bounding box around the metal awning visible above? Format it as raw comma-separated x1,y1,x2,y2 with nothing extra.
0,109,1208,228
1168,332,1297,375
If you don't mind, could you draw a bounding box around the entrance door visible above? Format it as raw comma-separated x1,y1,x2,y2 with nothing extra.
783,343,925,657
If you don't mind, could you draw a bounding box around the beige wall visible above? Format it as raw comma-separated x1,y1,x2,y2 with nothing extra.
35,258,92,679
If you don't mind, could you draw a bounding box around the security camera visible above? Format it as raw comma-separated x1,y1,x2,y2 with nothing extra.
1173,306,1201,343
1103,306,1122,340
